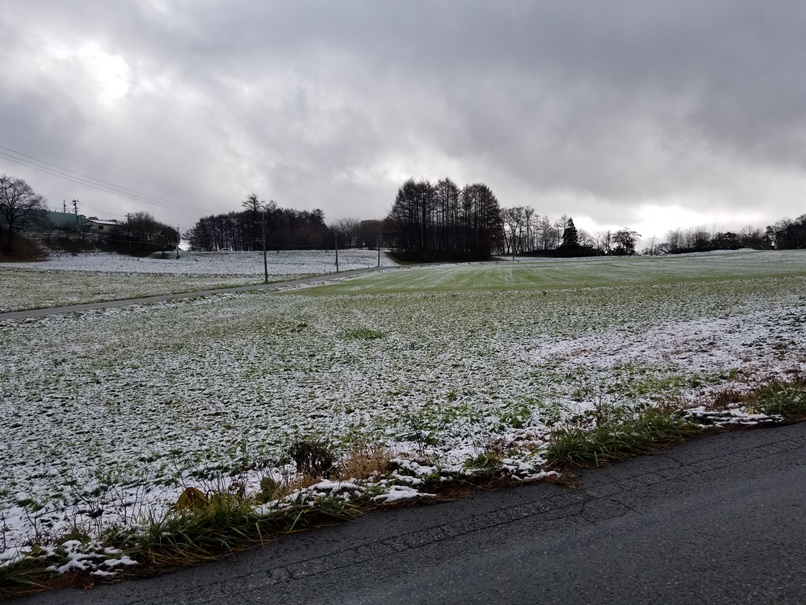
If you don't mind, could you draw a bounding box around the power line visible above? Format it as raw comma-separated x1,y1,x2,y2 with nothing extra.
0,132,203,204
0,146,203,214
0,146,207,217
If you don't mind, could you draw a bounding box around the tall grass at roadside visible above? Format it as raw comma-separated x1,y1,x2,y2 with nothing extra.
0,556,49,598
752,379,806,420
136,491,361,569
545,405,705,469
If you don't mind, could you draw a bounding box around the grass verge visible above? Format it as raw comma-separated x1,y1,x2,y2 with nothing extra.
5,380,806,597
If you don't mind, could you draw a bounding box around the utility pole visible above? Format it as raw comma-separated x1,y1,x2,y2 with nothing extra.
377,233,381,267
335,234,339,273
63,199,66,213
176,223,180,259
72,199,79,225
261,208,268,284
126,213,132,254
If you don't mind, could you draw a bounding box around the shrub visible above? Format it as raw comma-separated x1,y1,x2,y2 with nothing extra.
286,438,338,478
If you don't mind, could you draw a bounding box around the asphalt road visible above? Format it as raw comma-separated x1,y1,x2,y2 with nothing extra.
16,422,806,605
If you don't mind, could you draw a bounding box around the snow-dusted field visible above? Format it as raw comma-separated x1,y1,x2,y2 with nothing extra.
0,249,396,311
1,250,805,570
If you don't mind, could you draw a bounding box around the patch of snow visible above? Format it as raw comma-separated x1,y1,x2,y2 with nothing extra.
373,485,433,503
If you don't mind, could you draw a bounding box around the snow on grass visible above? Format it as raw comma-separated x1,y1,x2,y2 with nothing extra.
0,251,805,572
3,249,395,276
0,249,396,311
304,249,806,295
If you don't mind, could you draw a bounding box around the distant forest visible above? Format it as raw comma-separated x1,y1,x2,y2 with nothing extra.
6,172,803,261
183,185,806,259
186,203,332,252
492,208,806,257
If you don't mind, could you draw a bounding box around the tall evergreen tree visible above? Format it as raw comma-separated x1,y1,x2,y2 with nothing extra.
561,217,579,249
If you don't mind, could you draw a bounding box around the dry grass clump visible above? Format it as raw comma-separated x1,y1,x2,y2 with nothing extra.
337,442,396,482
706,386,749,410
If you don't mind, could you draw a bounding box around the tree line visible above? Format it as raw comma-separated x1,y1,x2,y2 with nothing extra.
654,216,806,254
3,173,805,260
185,195,332,251
494,207,641,256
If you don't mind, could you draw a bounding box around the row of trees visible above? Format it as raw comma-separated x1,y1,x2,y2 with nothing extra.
329,217,389,249
185,196,332,251
495,207,641,256
115,212,179,255
386,178,502,261
488,205,806,258
652,216,806,254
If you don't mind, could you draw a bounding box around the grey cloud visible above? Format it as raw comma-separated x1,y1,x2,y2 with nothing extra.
1,0,805,235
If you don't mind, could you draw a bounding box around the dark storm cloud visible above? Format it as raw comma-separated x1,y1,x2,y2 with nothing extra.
1,0,805,237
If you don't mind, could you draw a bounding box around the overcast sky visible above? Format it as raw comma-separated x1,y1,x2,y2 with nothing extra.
2,1,805,242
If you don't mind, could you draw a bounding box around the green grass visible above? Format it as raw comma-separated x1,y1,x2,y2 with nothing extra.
0,556,50,598
752,380,806,420
3,249,806,595
545,377,806,469
0,491,364,597
296,250,806,295
544,406,705,469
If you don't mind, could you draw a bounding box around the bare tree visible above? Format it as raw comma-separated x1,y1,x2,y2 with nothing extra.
331,218,361,248
501,206,527,255
123,211,178,255
665,228,683,252
536,215,557,250
356,219,384,248
594,230,612,255
577,227,595,248
0,175,47,252
522,206,535,252
642,234,658,255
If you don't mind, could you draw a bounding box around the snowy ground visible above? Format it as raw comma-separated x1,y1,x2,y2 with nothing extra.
1,251,805,572
0,249,396,311
3,249,395,276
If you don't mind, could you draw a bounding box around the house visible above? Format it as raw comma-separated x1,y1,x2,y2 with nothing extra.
84,217,121,232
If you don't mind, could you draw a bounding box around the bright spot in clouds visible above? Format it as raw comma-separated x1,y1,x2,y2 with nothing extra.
77,42,131,104
44,41,130,106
